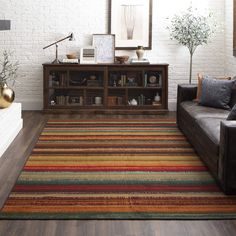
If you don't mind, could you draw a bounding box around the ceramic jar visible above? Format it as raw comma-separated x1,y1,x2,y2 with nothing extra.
154,92,160,102
136,46,145,61
95,96,102,105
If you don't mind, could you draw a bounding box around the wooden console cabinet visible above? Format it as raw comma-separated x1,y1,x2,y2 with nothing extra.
43,63,168,113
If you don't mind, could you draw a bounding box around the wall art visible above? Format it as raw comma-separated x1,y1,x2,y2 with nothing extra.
108,0,152,50
92,34,115,63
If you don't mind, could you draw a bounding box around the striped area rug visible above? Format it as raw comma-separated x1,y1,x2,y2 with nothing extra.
1,119,236,219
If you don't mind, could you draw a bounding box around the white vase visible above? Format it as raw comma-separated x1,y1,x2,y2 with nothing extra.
154,92,160,102
136,46,145,60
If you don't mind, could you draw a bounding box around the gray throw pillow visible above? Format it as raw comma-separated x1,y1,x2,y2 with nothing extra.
227,104,236,120
199,76,235,110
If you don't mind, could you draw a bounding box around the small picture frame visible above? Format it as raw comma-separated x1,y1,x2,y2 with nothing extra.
92,34,115,63
80,46,96,64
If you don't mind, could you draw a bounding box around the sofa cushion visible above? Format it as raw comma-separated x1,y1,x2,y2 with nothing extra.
195,74,231,102
227,104,236,120
195,73,204,102
179,105,220,156
196,117,222,145
229,84,236,108
199,77,234,110
180,101,230,120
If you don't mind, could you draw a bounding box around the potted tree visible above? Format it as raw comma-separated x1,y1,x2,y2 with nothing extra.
168,6,216,83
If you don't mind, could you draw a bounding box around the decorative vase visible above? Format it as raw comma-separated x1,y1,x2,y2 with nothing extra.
154,92,160,102
0,83,15,108
136,46,145,60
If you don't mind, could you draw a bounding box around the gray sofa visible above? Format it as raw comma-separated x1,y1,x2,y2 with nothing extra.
177,84,236,194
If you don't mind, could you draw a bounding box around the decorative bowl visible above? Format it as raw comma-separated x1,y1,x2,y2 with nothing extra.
115,56,129,64
66,53,77,59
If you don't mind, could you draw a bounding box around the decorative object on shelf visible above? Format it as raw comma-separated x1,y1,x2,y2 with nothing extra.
0,51,19,108
79,96,83,105
95,96,102,105
154,92,160,102
128,98,138,106
108,0,152,49
80,46,96,64
115,56,129,64
149,75,157,84
108,96,117,106
126,71,139,86
92,34,115,63
0,20,11,30
69,96,82,105
168,6,216,84
90,75,96,80
63,53,78,63
66,53,77,59
146,74,159,87
43,32,75,64
50,100,56,106
127,77,137,86
136,46,145,60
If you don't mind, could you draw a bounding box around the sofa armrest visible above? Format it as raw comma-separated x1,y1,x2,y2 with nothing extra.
177,84,197,124
218,120,236,193
177,84,198,105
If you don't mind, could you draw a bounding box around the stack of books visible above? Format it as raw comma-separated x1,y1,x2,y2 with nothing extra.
130,58,150,64
62,59,79,64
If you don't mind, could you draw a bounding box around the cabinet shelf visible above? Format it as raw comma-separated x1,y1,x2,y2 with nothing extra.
69,86,104,90
108,87,162,89
49,86,104,90
49,87,68,89
108,86,142,89
43,63,168,113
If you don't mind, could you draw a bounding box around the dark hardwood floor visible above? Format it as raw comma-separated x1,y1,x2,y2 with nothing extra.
0,111,236,236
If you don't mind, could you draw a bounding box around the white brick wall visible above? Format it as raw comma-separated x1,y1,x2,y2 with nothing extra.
0,0,226,110
225,0,236,77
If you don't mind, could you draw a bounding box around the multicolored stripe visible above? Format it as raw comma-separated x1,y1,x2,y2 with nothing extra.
1,119,236,219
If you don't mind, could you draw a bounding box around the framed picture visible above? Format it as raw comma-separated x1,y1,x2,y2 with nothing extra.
108,0,152,50
80,46,96,64
92,34,115,63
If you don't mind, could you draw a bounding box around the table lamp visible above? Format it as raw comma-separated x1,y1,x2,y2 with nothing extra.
43,32,75,64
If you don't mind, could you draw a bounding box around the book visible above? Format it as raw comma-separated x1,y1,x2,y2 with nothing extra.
62,59,79,64
144,73,147,87
130,58,150,64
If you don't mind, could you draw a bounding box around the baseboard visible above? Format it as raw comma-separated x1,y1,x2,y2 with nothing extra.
15,99,43,110
168,100,177,111
16,99,177,112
